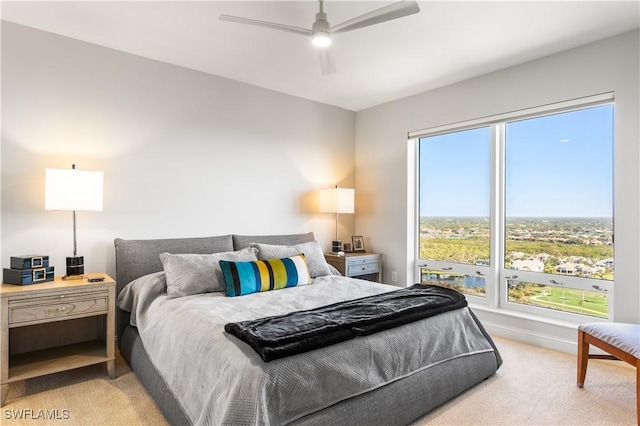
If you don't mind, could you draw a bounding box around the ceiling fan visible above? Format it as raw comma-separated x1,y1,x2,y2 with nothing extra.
219,0,420,76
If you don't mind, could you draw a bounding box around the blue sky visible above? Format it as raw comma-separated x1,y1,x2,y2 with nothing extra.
419,104,614,218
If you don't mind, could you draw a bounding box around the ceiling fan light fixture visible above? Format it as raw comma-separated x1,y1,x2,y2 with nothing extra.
312,31,331,47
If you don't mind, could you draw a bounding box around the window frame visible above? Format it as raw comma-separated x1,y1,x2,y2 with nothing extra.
411,93,615,322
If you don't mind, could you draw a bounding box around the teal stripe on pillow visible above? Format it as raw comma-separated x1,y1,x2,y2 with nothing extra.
220,254,311,297
282,257,298,288
236,261,258,294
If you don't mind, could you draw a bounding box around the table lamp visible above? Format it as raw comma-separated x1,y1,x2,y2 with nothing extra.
45,164,103,279
319,185,354,252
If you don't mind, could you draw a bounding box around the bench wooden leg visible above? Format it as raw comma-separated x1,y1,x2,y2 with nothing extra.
577,329,589,388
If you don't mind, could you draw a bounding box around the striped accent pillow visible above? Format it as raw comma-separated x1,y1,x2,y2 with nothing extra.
220,254,311,297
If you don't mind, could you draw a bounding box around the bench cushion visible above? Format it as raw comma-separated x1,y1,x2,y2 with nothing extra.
579,322,640,358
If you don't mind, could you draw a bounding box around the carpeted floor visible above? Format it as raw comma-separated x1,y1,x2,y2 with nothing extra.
3,335,636,425
415,336,636,425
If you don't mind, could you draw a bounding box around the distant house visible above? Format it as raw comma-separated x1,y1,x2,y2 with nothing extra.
570,256,593,265
556,263,577,275
512,259,544,272
574,264,594,276
509,251,527,260
596,258,614,269
535,253,552,262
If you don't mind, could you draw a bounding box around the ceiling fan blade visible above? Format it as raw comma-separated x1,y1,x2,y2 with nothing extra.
319,47,336,76
331,0,420,34
220,14,312,37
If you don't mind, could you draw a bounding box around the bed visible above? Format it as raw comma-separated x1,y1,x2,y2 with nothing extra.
115,233,502,425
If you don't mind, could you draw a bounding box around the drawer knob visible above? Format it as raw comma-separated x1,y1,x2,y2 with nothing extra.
58,307,66,312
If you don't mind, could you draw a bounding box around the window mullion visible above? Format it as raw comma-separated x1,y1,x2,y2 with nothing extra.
489,123,505,309
487,124,503,308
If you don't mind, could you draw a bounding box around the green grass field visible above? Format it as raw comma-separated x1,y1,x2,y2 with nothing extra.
509,284,608,318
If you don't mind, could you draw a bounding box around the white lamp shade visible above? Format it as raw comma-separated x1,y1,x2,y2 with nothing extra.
45,168,104,211
319,187,354,214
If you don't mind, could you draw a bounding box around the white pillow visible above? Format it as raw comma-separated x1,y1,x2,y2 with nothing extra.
252,243,299,260
160,247,258,299
251,241,332,278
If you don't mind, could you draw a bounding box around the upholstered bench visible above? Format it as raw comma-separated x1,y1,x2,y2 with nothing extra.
577,322,640,422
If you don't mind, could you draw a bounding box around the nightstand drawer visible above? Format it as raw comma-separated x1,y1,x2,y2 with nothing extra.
9,291,109,325
348,262,379,276
348,255,379,266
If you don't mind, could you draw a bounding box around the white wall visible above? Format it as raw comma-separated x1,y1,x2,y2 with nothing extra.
355,30,640,350
1,22,356,279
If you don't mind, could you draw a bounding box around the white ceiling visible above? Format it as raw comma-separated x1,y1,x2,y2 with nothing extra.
2,1,639,111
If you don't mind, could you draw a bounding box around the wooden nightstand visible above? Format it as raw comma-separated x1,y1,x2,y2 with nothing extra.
0,273,116,406
325,252,382,283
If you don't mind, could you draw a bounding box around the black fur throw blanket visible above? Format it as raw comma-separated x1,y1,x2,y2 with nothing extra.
225,284,467,362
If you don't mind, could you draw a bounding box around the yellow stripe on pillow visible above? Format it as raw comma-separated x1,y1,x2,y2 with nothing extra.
256,260,271,292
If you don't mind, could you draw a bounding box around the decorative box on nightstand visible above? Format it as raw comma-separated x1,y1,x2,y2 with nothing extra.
0,273,116,407
325,252,382,283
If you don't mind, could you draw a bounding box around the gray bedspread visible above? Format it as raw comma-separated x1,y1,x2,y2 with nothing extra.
118,274,499,425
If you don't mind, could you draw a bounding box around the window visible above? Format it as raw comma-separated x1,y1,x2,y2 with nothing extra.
418,127,491,298
414,95,614,320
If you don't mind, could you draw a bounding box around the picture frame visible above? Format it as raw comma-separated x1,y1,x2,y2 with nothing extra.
351,236,365,252
343,243,352,252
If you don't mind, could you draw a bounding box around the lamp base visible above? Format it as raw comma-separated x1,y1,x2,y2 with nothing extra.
331,240,342,253
63,256,85,280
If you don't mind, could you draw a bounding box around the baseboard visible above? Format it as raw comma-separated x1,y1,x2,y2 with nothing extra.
471,307,611,357
470,305,579,355
481,319,578,354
